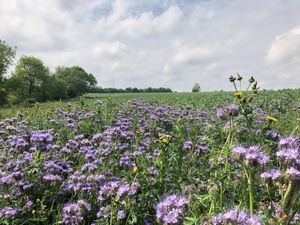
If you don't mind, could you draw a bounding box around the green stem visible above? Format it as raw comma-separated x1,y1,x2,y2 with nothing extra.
219,181,223,208
208,196,215,215
245,83,251,91
110,199,114,225
233,82,238,92
282,180,300,218
244,168,254,215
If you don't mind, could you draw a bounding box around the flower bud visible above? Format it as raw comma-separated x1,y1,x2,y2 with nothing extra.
229,75,236,82
249,76,255,83
237,73,243,81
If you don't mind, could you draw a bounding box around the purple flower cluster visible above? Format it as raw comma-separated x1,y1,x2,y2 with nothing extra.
96,180,140,220
156,194,188,224
276,136,300,166
183,139,193,150
183,139,210,155
225,104,239,117
62,199,91,225
232,145,269,167
212,209,262,225
286,167,300,180
30,130,53,150
260,169,281,182
215,104,239,120
275,136,300,181
98,180,140,202
0,207,22,218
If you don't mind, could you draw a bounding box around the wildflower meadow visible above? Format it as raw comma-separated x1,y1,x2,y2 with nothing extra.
0,76,300,225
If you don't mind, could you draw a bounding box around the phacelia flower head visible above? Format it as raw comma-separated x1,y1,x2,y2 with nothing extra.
30,130,53,150
276,136,300,166
286,167,300,180
212,208,262,225
260,169,281,183
0,207,22,218
156,194,188,224
232,145,269,167
62,199,91,225
226,104,239,117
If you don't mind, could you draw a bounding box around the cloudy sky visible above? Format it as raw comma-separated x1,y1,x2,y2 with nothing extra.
1,0,300,91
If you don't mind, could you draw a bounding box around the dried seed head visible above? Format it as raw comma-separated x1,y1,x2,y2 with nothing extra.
229,75,236,82
249,76,255,83
252,81,258,90
237,73,243,81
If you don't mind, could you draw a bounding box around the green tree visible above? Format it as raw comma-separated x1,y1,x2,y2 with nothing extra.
192,83,201,92
0,40,16,105
14,56,49,98
55,66,97,97
0,40,16,81
40,76,67,100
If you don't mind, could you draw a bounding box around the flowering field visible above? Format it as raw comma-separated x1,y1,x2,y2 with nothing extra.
0,77,300,225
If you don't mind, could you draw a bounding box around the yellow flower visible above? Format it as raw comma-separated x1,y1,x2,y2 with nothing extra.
234,91,243,97
159,134,172,144
133,166,139,173
162,138,168,143
265,116,278,122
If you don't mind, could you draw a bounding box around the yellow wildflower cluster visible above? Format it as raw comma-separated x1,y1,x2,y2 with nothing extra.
159,134,172,144
133,166,139,173
234,91,243,97
265,116,278,122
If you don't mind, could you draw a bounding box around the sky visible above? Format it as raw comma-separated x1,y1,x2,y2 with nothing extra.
1,0,300,91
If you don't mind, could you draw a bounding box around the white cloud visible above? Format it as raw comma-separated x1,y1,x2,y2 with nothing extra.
173,45,215,65
1,0,300,91
266,26,300,64
93,41,127,59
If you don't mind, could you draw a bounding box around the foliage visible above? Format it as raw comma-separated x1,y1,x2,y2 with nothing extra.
192,83,201,92
0,39,16,81
0,40,16,106
13,55,50,98
55,66,97,98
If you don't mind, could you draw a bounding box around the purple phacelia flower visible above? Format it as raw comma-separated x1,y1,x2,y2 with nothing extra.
97,205,111,219
286,167,300,180
260,169,281,182
43,174,62,182
156,194,188,224
30,130,53,150
225,104,239,117
0,207,22,218
212,208,262,225
276,136,300,166
8,135,29,148
232,145,269,167
62,199,91,225
117,209,126,220
215,108,225,120
183,140,193,150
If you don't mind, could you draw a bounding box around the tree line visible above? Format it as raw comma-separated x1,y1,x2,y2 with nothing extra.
0,40,97,106
89,87,172,93
0,40,172,106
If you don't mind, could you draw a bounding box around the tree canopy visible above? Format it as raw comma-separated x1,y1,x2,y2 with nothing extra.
55,66,97,97
0,40,16,105
14,56,49,97
0,40,16,81
192,83,201,92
